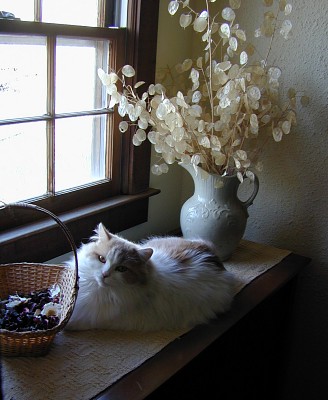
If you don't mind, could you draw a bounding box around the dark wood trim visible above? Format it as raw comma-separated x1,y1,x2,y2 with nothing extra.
121,0,160,194
0,188,160,264
93,252,311,400
0,19,125,38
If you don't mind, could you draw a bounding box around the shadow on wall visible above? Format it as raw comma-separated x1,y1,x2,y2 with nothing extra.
244,116,327,262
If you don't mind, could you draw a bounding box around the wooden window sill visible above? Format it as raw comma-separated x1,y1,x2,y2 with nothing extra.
0,188,160,264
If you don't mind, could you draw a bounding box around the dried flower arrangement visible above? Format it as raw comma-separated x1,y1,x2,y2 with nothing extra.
98,0,308,182
0,285,61,332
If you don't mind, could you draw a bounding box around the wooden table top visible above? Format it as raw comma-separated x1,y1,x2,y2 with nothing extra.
94,252,311,400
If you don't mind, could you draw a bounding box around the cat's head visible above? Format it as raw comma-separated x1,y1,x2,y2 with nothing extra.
79,223,153,289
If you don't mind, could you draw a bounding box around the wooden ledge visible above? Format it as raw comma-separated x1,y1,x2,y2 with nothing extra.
94,252,311,400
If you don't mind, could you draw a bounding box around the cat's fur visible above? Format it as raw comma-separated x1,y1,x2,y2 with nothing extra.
65,223,236,332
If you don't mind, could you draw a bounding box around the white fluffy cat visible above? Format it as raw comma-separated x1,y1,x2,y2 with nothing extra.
65,223,236,332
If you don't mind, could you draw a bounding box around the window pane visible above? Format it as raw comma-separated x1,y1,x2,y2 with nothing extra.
42,0,99,27
117,0,128,27
54,115,107,192
0,35,47,120
0,0,34,21
56,37,109,113
0,122,47,202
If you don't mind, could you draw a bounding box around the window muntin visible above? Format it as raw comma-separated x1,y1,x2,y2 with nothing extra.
0,1,158,253
0,0,126,204
0,31,112,203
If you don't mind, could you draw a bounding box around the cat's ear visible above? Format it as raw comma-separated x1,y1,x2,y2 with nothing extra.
97,222,112,241
138,248,153,262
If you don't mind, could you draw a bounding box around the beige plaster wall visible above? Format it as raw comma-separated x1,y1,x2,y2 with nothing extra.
123,0,328,397
236,1,328,398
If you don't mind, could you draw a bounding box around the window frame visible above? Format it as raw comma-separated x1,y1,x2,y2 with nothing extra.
0,0,160,263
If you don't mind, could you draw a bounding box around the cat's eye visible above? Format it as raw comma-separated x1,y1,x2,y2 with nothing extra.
98,255,106,263
115,265,128,272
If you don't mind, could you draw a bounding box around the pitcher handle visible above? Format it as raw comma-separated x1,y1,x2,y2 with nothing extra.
241,174,259,208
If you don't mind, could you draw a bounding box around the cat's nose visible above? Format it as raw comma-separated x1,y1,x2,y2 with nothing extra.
102,271,110,279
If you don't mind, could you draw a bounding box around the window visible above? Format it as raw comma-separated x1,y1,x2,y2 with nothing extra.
0,0,160,263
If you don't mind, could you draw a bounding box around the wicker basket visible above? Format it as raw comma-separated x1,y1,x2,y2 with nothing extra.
0,202,79,357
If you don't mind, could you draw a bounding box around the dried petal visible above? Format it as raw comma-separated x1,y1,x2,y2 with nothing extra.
106,83,118,95
222,7,236,22
250,114,258,128
268,67,282,80
136,129,147,141
98,69,119,85
194,15,208,32
180,13,193,28
119,121,129,132
199,136,211,148
148,84,156,96
236,149,247,160
236,29,246,41
134,81,145,89
254,28,262,38
172,127,185,142
41,302,61,318
122,65,135,78
151,164,162,175
192,91,202,103
216,61,232,72
182,58,193,71
190,68,199,82
159,163,169,173
229,37,238,51
247,85,261,101
148,131,159,144
214,152,226,166
220,23,231,38
228,64,240,79
285,4,292,15
237,171,243,182
273,127,283,142
196,57,203,68
261,114,271,124
168,0,179,15
240,51,248,65
280,19,292,39
138,118,148,129
132,134,143,146
282,120,291,134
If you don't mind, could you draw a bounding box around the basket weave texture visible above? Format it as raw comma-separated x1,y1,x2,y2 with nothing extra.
0,203,79,357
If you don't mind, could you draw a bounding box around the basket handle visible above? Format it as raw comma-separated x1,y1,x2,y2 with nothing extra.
0,201,79,291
